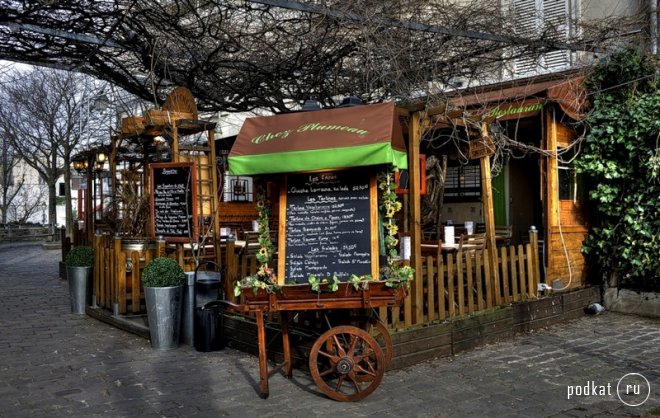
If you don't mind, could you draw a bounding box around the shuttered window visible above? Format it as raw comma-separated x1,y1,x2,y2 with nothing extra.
512,0,571,77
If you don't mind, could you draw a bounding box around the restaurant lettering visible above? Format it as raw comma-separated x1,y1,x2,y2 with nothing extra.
488,102,545,119
251,123,369,144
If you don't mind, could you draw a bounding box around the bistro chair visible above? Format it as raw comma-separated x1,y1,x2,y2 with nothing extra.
494,225,513,247
457,233,486,252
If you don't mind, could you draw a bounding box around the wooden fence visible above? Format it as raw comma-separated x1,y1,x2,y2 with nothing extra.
385,237,541,329
89,230,541,326
224,230,542,330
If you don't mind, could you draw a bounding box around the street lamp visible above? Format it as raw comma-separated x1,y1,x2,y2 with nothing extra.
95,150,107,172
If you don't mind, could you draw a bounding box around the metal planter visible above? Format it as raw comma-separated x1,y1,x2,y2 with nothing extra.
66,266,93,314
144,285,183,350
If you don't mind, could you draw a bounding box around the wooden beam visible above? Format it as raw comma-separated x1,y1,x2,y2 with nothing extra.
409,112,424,325
545,107,559,283
479,123,499,299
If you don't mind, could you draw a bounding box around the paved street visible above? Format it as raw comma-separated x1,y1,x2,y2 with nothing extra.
0,242,658,417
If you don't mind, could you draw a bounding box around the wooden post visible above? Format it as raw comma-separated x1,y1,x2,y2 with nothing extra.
225,238,237,301
93,233,101,307
409,112,424,325
113,236,122,315
479,123,500,302
544,107,558,284
207,128,223,269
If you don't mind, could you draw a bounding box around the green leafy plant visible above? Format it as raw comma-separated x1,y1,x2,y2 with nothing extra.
308,274,339,292
378,170,414,289
348,274,373,290
234,265,280,297
576,48,660,291
65,245,94,267
141,257,185,288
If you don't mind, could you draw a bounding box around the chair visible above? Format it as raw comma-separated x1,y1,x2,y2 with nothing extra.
457,233,486,252
494,225,513,246
242,231,261,256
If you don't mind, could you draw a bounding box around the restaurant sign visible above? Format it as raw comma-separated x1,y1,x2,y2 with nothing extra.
487,99,546,120
229,102,407,176
251,123,369,144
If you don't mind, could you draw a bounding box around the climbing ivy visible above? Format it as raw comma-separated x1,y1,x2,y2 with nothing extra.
576,48,660,291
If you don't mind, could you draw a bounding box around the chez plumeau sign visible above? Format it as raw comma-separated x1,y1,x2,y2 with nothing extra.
250,123,369,144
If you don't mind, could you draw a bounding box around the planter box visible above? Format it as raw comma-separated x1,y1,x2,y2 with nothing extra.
144,109,195,126
121,116,145,135
241,281,405,312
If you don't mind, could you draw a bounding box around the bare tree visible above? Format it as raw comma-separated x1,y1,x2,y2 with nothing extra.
0,0,647,112
0,66,109,233
0,136,23,224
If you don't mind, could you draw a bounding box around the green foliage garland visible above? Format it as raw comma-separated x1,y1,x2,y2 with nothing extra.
576,48,660,291
378,170,414,288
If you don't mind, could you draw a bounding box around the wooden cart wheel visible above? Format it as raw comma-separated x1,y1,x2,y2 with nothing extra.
309,325,385,402
355,317,392,369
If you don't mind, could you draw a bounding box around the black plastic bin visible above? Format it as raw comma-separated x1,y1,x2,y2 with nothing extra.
194,300,225,352
195,263,222,308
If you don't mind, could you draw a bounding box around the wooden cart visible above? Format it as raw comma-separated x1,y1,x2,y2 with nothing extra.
221,281,406,401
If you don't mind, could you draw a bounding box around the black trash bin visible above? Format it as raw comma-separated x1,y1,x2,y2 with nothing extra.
195,262,222,308
194,301,225,352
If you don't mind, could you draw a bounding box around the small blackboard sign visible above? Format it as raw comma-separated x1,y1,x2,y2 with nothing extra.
279,170,377,283
150,162,197,242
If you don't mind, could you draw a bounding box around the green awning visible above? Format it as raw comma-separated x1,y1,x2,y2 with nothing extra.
228,102,407,175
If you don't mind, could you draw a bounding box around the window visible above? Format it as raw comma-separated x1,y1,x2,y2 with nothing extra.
557,146,584,201
512,0,572,77
58,182,65,197
223,175,253,202
444,163,482,202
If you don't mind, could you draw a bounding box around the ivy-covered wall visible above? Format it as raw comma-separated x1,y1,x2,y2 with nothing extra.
576,48,660,291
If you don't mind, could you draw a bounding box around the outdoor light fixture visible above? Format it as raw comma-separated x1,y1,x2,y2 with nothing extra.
72,155,88,173
95,151,107,172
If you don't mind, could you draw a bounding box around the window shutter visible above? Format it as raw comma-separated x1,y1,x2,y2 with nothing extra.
512,0,570,77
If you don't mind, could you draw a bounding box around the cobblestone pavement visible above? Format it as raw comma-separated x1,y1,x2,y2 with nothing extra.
0,242,658,418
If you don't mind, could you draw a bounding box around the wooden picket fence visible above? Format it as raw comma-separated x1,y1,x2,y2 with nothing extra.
91,231,541,327
384,239,541,329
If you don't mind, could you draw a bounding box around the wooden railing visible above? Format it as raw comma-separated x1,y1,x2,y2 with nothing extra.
385,229,541,329
93,235,163,315
90,230,541,326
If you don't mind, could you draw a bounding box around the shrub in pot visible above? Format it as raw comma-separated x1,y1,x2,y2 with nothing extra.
141,257,186,350
65,246,94,314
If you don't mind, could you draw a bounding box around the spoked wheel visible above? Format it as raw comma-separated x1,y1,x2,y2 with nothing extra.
309,325,385,402
351,316,392,370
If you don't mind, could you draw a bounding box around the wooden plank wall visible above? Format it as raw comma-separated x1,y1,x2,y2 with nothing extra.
546,225,588,290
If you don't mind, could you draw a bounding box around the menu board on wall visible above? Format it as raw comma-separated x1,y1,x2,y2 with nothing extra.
150,162,197,242
278,170,378,283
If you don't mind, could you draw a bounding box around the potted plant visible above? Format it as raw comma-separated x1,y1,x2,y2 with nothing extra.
64,245,94,314
141,257,186,350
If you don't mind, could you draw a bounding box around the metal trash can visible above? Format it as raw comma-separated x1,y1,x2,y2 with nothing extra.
194,301,225,352
195,262,222,308
181,272,196,346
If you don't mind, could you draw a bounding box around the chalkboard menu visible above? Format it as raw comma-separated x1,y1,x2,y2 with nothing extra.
150,162,197,242
278,170,377,283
